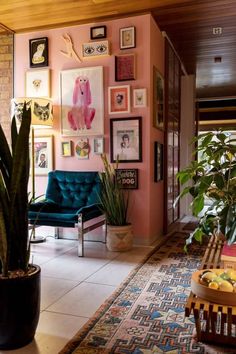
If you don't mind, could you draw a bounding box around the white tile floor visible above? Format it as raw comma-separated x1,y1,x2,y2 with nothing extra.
1,227,155,354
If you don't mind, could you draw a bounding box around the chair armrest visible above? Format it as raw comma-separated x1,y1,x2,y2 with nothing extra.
29,199,60,213
76,203,102,215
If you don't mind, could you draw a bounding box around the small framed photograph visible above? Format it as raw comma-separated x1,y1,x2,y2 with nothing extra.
153,66,164,130
115,169,138,189
29,37,48,68
115,54,136,81
90,25,107,40
133,88,147,108
110,117,142,163
31,136,53,175
154,141,163,182
61,141,72,157
75,138,90,159
120,26,136,49
108,85,130,114
93,137,104,154
25,69,50,98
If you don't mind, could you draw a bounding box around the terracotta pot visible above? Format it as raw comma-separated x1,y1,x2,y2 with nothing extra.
0,264,41,350
107,224,133,251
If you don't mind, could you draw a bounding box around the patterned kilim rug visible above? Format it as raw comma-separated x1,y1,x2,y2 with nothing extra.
59,232,207,354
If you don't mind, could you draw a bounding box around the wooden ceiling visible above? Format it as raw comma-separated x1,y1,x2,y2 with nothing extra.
0,0,236,99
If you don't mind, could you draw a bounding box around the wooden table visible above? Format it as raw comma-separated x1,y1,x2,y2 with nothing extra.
185,236,236,346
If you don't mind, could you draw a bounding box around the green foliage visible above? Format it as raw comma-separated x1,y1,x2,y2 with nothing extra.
177,130,236,246
0,103,31,277
98,154,129,226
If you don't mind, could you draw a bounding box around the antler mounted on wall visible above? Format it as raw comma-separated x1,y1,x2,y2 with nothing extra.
60,33,82,63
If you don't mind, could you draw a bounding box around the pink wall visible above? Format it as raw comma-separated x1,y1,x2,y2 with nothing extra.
14,14,164,244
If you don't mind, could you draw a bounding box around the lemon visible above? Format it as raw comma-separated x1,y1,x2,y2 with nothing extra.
208,281,219,290
215,269,225,276
201,272,217,284
225,269,236,278
219,280,234,292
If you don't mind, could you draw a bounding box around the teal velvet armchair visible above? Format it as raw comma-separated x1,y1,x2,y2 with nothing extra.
28,170,106,256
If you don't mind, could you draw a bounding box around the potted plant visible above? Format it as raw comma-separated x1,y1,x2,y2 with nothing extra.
0,103,41,349
176,130,236,249
99,154,133,251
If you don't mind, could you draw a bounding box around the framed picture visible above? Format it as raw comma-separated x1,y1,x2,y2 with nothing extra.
90,25,107,40
93,137,104,154
60,66,104,136
75,138,90,159
153,66,164,130
25,69,50,98
115,54,136,81
133,88,147,108
82,40,110,58
120,26,136,49
110,117,142,163
61,141,72,157
29,37,48,68
115,169,138,189
154,141,163,182
31,136,53,175
108,85,130,114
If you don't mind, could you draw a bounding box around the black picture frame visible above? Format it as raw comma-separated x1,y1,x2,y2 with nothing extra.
154,141,163,182
90,25,107,40
115,169,138,189
119,26,136,50
110,117,142,163
29,37,48,68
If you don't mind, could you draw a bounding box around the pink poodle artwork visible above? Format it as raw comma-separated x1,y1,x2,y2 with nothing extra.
60,66,104,136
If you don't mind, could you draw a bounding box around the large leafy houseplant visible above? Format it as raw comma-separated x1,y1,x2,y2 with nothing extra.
99,154,133,251
0,103,41,350
177,130,236,247
99,154,129,226
0,103,31,277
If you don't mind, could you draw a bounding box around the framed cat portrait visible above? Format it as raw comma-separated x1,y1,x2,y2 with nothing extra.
29,37,48,68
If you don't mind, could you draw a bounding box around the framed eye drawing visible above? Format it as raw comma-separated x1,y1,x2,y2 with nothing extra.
120,26,136,49
115,54,136,81
133,88,147,108
82,40,110,58
90,25,107,40
29,37,48,68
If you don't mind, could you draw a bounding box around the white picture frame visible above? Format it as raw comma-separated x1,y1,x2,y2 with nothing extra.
25,68,50,97
133,88,147,108
30,135,53,175
93,137,104,154
60,66,104,136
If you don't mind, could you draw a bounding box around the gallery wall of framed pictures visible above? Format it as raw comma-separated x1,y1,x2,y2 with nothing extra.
19,16,165,195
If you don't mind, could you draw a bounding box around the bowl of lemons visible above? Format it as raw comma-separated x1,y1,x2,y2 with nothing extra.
191,269,236,305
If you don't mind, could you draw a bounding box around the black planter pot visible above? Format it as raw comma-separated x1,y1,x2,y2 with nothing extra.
0,264,41,350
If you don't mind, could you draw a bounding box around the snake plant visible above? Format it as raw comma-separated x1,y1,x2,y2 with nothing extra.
0,103,31,277
99,154,129,226
176,130,236,248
